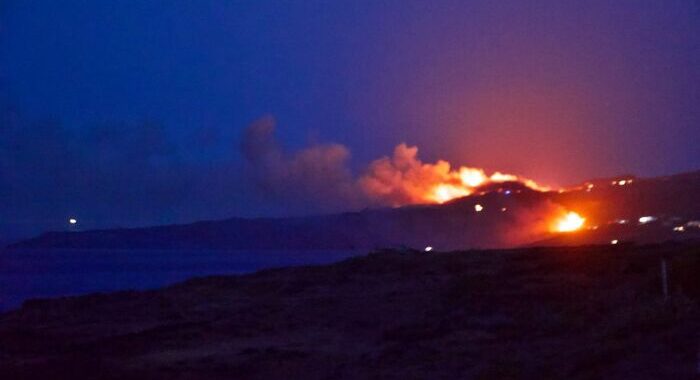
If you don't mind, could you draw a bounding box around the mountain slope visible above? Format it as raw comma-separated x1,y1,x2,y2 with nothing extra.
8,170,700,250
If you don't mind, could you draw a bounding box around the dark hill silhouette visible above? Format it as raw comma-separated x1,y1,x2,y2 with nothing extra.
8,170,700,250
1,242,699,378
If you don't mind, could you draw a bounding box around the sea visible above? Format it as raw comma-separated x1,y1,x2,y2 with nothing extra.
0,249,360,312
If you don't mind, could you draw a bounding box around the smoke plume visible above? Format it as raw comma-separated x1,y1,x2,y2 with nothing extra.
241,116,362,209
358,144,457,206
240,117,548,209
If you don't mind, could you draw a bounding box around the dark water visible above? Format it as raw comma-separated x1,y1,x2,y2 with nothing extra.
0,249,360,311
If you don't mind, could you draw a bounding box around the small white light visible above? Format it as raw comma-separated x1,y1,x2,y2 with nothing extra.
638,216,657,224
474,204,483,212
69,218,77,225
504,190,512,195
673,226,685,232
610,239,619,245
501,207,507,212
424,246,433,252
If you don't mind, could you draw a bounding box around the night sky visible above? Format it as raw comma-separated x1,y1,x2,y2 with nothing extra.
1,1,699,240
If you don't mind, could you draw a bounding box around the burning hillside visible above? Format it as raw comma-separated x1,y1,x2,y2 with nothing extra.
241,116,554,210
12,169,700,251
241,116,570,230
8,117,700,251
358,143,550,206
356,145,591,236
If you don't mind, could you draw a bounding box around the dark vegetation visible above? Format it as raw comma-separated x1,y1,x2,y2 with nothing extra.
0,242,698,379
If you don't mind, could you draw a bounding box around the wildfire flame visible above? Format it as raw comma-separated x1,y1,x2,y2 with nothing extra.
552,211,585,232
426,167,549,204
243,119,557,209
359,144,552,207
243,120,590,241
431,183,471,204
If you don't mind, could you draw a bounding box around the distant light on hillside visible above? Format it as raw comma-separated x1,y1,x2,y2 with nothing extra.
611,178,634,186
69,218,77,225
638,216,657,224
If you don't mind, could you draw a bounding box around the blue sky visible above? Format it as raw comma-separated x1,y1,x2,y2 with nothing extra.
1,0,698,238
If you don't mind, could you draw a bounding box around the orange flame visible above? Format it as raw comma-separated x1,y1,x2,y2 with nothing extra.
430,183,471,204
359,144,553,206
428,166,549,204
552,211,585,232
430,169,548,203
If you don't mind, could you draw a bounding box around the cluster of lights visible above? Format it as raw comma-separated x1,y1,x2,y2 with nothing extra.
609,216,660,226
674,220,700,232
611,178,634,186
609,215,699,234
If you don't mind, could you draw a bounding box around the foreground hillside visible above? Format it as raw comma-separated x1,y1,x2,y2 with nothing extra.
1,243,699,379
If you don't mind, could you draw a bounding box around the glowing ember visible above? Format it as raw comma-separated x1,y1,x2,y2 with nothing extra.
553,211,585,232
459,168,488,187
474,204,484,212
611,239,619,245
430,184,471,204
